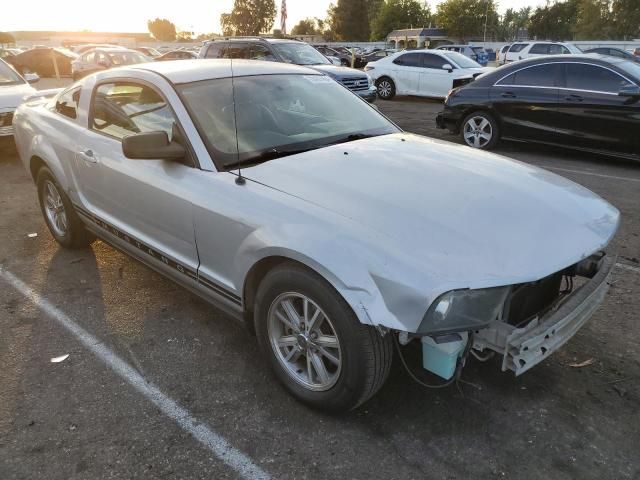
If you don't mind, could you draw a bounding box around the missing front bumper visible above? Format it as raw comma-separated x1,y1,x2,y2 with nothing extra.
474,254,615,376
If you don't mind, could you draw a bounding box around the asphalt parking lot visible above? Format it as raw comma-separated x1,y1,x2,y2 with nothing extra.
1,87,639,480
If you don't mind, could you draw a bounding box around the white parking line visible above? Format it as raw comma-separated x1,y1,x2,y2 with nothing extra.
616,262,640,274
0,267,270,480
544,166,640,184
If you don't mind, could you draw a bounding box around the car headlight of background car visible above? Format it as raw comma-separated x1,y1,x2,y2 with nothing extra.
417,286,511,334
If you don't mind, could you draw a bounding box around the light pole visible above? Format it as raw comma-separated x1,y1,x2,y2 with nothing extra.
483,0,489,47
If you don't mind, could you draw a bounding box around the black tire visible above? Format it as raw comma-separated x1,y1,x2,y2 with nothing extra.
254,264,393,412
376,77,396,100
36,166,95,249
459,111,500,150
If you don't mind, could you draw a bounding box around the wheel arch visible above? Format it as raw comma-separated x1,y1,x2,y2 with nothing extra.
456,105,501,132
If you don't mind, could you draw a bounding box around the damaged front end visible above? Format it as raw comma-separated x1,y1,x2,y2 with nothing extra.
402,252,615,380
474,252,614,376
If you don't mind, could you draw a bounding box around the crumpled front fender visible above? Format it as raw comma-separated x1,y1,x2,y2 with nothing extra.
235,223,433,332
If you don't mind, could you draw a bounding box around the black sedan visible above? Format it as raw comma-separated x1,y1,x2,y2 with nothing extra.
436,54,640,161
584,47,640,63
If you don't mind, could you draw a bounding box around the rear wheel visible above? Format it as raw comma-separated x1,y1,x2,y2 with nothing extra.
254,264,393,412
376,77,396,100
36,167,95,249
460,111,500,150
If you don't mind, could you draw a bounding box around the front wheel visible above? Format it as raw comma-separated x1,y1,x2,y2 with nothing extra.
460,111,500,150
255,264,392,412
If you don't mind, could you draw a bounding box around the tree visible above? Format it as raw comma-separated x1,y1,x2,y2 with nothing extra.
147,18,177,42
528,0,579,41
176,31,194,42
495,7,530,41
330,0,371,41
435,0,499,41
220,0,276,36
611,0,640,39
0,32,15,46
574,0,613,40
291,18,323,35
370,0,431,40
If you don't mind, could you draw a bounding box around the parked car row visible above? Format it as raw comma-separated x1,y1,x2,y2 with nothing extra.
199,37,377,103
436,54,640,161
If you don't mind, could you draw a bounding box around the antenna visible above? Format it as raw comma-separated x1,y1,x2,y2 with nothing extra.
229,59,245,185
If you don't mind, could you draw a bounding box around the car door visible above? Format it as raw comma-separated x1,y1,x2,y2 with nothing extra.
71,79,201,285
505,43,529,63
391,53,422,94
556,62,639,155
490,62,564,142
418,53,454,97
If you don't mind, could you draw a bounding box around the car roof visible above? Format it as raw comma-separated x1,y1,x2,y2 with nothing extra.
129,59,322,84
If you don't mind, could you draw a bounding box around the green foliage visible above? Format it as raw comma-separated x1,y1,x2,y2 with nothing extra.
611,0,640,39
574,0,613,40
291,18,324,35
220,0,277,36
330,0,372,41
528,0,579,40
370,0,431,40
495,7,531,41
436,0,499,41
147,18,177,42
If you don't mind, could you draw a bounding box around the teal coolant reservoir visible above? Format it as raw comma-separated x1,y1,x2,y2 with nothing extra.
421,332,468,380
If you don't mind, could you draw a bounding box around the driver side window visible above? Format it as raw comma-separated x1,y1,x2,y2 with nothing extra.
91,82,177,142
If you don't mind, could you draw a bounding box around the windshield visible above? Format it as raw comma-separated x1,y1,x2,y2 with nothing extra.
179,74,399,169
443,51,482,69
271,43,330,65
0,59,24,85
471,47,486,54
107,51,149,65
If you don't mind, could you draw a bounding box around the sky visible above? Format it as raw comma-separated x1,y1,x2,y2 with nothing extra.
2,0,546,35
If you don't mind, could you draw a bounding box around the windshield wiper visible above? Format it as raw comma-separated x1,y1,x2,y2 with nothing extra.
225,146,317,170
328,133,378,146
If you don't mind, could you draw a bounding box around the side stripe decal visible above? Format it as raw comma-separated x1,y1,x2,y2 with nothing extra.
73,204,242,306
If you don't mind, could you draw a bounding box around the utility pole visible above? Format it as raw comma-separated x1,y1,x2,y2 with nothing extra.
483,0,489,47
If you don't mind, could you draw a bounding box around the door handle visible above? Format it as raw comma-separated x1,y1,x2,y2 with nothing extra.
565,94,583,102
501,91,516,98
79,149,98,163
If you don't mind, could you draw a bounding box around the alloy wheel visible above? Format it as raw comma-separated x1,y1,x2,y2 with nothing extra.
43,180,68,237
463,115,493,148
377,80,393,99
267,292,342,391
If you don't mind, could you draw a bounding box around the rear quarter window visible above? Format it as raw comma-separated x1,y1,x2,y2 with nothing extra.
530,44,550,54
509,44,529,53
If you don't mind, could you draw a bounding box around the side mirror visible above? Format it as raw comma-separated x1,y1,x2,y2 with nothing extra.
24,73,40,84
122,131,186,161
619,85,640,97
442,63,454,72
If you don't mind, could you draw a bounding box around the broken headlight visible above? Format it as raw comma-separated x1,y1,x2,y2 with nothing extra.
417,286,510,334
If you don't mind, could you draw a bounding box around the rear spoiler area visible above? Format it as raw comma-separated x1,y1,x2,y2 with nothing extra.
25,88,64,102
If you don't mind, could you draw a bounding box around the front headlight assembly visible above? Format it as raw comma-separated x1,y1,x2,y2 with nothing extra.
417,286,510,335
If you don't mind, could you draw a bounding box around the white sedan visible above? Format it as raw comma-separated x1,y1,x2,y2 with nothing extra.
0,58,38,137
365,49,492,100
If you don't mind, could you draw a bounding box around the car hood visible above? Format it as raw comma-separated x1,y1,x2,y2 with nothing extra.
243,133,619,287
307,64,367,79
0,82,36,110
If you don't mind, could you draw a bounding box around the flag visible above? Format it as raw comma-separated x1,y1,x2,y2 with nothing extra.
280,0,288,35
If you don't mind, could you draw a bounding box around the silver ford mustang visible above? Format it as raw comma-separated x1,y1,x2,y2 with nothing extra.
13,60,620,411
